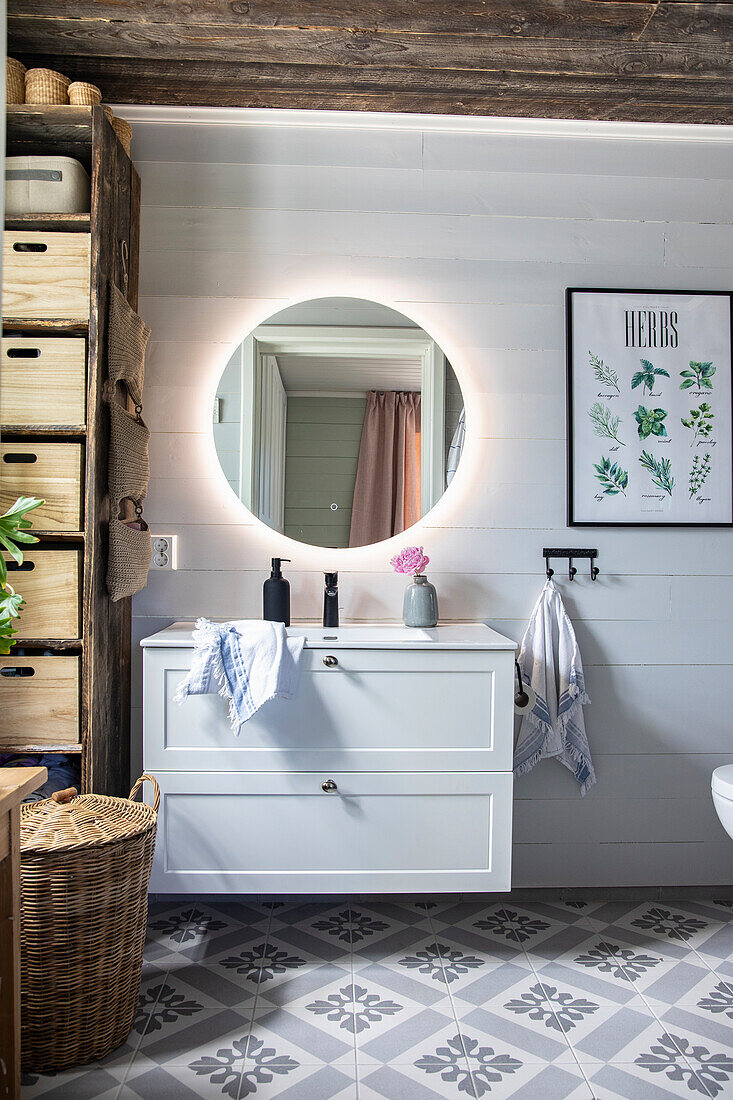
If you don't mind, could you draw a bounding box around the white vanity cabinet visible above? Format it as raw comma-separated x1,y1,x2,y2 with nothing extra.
141,622,516,894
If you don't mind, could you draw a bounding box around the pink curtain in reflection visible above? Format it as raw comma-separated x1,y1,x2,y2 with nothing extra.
349,391,421,547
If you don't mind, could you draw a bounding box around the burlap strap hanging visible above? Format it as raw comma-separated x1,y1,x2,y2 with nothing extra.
106,281,152,601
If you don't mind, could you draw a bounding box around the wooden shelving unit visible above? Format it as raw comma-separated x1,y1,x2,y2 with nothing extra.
2,106,141,796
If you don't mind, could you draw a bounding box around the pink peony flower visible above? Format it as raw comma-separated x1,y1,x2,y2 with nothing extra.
390,546,430,576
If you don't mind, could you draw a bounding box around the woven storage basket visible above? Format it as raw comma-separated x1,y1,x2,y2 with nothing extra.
108,400,150,504
7,57,26,104
20,775,159,1072
68,80,102,106
110,115,132,155
25,68,70,105
107,514,152,601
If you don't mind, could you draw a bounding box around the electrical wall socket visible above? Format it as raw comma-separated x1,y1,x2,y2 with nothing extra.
150,535,178,570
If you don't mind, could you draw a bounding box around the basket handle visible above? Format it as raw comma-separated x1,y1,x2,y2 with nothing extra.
51,787,78,804
129,773,160,814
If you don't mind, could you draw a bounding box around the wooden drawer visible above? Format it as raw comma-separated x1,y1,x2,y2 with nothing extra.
0,444,83,532
143,645,515,773
4,550,80,640
0,656,79,746
150,770,513,894
1,337,86,428
2,232,90,320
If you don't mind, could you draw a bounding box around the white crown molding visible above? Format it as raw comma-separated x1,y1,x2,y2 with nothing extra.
113,103,733,144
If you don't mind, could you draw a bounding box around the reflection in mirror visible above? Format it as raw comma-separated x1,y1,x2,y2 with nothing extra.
213,297,464,549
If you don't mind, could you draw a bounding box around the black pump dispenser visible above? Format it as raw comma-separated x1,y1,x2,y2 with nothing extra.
263,557,291,625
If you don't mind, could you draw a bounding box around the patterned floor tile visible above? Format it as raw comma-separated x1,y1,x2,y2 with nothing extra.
20,1066,122,1099
247,991,357,1064
135,1005,256,1068
563,1006,687,1067
358,1060,472,1100
353,935,456,999
455,976,608,1046
466,1057,594,1099
454,1002,578,1064
122,1055,358,1098
639,959,729,1008
604,902,726,955
693,922,733,973
356,1002,458,1065
263,917,353,967
585,1060,717,1099
446,958,542,1007
650,1002,733,1065
214,935,351,998
432,901,558,953
532,929,695,1000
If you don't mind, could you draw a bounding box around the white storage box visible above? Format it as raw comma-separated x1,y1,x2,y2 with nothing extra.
5,156,90,216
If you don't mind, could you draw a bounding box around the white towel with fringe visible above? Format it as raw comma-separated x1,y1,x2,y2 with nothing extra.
513,579,596,795
174,618,304,734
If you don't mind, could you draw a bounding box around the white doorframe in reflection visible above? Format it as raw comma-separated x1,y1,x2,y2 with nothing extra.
235,325,447,533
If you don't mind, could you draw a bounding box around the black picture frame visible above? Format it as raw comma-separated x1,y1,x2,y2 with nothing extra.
566,287,733,528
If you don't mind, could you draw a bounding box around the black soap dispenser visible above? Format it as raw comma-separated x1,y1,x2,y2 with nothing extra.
263,558,291,626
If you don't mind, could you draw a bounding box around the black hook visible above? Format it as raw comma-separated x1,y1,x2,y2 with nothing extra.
514,660,529,709
569,558,577,581
545,555,554,579
590,557,600,581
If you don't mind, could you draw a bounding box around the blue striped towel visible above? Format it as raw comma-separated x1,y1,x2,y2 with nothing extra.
174,618,304,734
513,579,596,795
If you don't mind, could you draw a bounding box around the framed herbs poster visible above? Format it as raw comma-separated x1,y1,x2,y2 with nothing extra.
567,289,733,527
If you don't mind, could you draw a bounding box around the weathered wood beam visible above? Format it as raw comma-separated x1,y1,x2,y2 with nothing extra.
8,19,733,77
14,53,733,123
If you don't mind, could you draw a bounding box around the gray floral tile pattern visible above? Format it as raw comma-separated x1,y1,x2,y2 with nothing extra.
698,980,733,1020
399,942,485,984
220,943,307,983
473,907,551,943
635,1032,733,1097
632,907,708,942
574,940,663,982
307,982,402,1034
504,981,600,1033
134,982,203,1035
189,1035,299,1097
20,894,733,1100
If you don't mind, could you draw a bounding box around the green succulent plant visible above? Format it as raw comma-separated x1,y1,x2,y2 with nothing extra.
634,405,668,440
0,496,43,655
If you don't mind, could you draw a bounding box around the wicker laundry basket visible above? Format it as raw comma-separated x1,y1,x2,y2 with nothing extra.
19,774,159,1071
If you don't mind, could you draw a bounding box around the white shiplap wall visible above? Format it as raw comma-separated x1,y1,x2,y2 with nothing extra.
128,108,733,888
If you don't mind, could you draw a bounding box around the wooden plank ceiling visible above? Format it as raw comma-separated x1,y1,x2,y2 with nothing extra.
7,1,733,123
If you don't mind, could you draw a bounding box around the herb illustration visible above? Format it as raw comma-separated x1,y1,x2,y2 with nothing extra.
639,450,674,496
634,405,668,440
589,351,619,393
681,403,714,447
680,361,715,390
689,453,712,499
631,358,670,396
588,402,624,445
593,456,628,497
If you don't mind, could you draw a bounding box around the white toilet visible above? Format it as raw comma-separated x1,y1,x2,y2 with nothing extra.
712,765,733,838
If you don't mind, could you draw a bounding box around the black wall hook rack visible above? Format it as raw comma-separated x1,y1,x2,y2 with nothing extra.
543,547,599,581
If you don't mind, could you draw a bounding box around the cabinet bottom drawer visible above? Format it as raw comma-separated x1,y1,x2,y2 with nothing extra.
150,771,513,894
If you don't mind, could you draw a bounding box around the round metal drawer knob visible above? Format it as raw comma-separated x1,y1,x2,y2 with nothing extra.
321,779,338,792
322,655,338,667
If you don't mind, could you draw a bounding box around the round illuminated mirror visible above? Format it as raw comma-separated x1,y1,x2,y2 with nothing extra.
213,297,465,548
